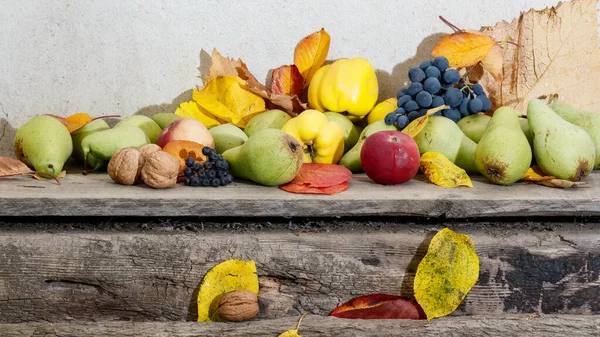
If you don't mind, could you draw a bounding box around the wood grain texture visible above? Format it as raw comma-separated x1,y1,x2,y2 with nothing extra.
2,315,599,337
0,171,599,218
2,227,600,323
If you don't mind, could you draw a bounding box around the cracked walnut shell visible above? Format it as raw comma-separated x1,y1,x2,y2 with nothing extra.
108,148,144,185
217,290,259,322
141,151,179,188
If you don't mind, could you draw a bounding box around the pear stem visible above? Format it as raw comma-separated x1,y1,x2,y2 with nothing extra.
91,115,121,121
295,313,308,331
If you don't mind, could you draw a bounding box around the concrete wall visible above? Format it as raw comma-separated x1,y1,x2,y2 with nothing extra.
0,0,597,156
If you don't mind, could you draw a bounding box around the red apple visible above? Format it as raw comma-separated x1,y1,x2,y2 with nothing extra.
156,118,215,148
360,130,420,185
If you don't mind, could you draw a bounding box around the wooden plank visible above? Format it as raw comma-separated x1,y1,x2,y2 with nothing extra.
1,225,600,323
2,315,599,337
0,171,599,218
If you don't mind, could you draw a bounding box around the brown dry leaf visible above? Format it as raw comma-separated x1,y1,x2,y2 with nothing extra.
478,0,600,113
481,42,503,82
539,179,586,188
271,65,304,96
521,166,586,188
294,28,331,87
419,152,473,188
432,30,495,68
0,156,31,177
205,49,244,84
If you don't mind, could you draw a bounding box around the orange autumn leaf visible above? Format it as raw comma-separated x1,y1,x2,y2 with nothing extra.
330,294,425,320
294,28,330,88
481,42,503,82
289,163,352,188
271,65,304,96
432,30,495,68
46,112,94,133
280,181,348,195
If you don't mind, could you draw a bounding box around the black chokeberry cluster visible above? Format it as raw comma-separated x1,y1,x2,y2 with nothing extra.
183,147,233,187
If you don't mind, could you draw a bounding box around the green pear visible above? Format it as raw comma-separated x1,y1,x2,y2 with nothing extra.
244,109,291,137
71,119,110,162
550,102,600,169
519,118,533,148
324,111,360,153
413,116,478,173
81,126,150,171
457,114,491,143
475,107,532,185
339,120,396,172
209,123,249,154
14,115,73,177
114,115,162,143
151,113,181,129
222,128,303,186
528,99,595,181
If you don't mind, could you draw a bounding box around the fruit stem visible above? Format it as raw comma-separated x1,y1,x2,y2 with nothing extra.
295,312,308,331
0,171,60,185
91,114,121,121
439,16,462,32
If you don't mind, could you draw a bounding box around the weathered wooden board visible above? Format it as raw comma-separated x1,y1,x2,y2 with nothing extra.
2,315,599,337
1,225,599,323
0,171,599,218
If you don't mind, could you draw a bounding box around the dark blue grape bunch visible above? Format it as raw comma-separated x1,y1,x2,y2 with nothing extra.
385,55,491,127
183,147,233,187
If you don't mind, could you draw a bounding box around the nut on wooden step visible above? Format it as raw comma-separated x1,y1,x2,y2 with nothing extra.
217,290,259,322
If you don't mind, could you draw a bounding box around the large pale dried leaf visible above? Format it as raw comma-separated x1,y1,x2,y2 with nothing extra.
481,42,504,82
432,30,495,68
414,228,479,320
205,49,244,84
0,156,31,176
478,0,600,113
294,28,330,87
193,76,265,128
419,152,473,188
271,65,304,96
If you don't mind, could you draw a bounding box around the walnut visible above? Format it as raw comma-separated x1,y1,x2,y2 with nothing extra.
107,148,143,185
138,144,162,165
217,290,259,322
141,151,179,188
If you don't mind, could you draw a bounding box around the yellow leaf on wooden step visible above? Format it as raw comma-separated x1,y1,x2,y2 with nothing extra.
414,228,480,320
278,313,308,337
197,259,259,322
419,152,473,188
432,30,495,68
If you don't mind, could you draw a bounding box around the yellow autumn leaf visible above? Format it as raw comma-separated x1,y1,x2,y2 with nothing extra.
278,313,308,337
432,30,495,68
193,76,266,129
419,152,473,188
414,228,480,320
197,259,259,322
174,100,221,128
521,166,554,182
294,28,330,88
402,106,448,138
521,165,586,188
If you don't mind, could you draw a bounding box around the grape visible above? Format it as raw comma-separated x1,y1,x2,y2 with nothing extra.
442,69,461,85
384,112,399,125
433,56,449,71
397,94,412,108
395,115,410,129
419,60,432,71
409,67,426,83
407,82,423,96
185,157,195,168
394,107,406,115
407,110,421,121
416,91,433,108
423,77,441,94
396,88,408,98
472,83,485,95
419,108,428,116
404,100,419,112
459,98,470,117
442,108,461,122
424,66,441,79
479,95,492,112
431,95,445,108
468,98,483,114
444,88,463,107
431,110,442,116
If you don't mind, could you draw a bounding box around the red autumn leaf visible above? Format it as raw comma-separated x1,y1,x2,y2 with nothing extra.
290,163,352,188
280,181,348,195
330,294,425,320
271,65,304,96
